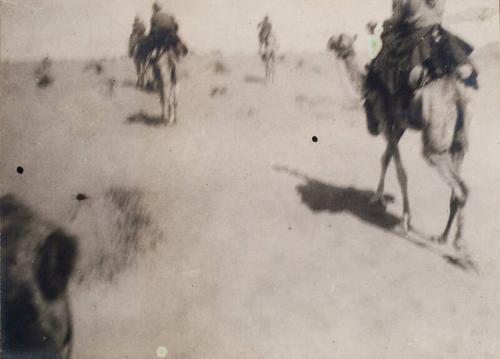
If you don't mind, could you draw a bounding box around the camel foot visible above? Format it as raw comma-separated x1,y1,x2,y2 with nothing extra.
452,237,466,253
430,234,448,245
450,242,477,272
167,114,176,126
400,213,411,237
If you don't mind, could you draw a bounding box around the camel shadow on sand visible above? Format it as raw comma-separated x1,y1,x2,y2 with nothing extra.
296,179,400,229
126,111,165,127
275,165,478,272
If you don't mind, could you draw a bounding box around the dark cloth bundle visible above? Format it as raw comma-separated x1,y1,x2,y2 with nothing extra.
369,23,474,95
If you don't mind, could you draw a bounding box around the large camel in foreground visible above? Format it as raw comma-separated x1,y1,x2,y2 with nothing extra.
327,33,474,252
1,195,78,358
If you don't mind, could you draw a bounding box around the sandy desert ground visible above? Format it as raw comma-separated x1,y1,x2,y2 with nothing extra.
1,37,500,358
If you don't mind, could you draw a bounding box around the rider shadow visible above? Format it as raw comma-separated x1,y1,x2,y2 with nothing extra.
275,165,476,272
126,111,165,127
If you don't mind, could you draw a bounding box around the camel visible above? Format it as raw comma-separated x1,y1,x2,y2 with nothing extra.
259,33,278,83
153,40,188,125
327,33,473,252
129,31,153,89
1,195,78,358
129,30,188,125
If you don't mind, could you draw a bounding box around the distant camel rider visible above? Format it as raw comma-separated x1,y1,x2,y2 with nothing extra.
133,16,146,36
149,2,179,53
364,0,478,135
129,16,146,57
258,16,273,51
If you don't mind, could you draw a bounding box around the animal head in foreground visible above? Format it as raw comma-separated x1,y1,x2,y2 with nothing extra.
1,195,78,358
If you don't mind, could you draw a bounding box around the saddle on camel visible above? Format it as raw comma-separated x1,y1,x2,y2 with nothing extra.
364,0,478,135
138,3,186,63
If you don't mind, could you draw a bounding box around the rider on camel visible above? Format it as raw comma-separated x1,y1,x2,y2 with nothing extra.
129,16,146,57
258,16,273,53
148,2,181,58
133,16,146,36
365,0,478,135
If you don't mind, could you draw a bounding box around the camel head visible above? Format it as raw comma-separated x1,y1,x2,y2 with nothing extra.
1,195,78,358
327,33,357,59
327,33,365,99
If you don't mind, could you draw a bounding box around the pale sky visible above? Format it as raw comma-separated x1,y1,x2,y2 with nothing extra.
0,0,498,61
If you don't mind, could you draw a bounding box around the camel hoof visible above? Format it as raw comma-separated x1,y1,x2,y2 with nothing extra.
400,214,410,236
452,239,466,253
430,235,448,245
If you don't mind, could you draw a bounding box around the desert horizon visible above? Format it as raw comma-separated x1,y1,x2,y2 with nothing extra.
1,0,498,61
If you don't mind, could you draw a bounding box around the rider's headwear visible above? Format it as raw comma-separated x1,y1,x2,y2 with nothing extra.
366,21,377,33
153,2,162,12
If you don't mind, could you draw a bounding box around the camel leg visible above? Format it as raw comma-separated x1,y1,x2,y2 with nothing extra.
439,193,460,243
270,57,275,83
152,62,166,123
264,54,273,83
166,65,178,126
371,143,393,206
450,100,470,251
451,169,466,251
135,60,145,88
159,83,166,122
135,61,140,87
139,58,150,88
160,94,166,122
371,130,404,206
424,92,470,248
140,62,147,88
425,150,468,244
170,82,179,125
138,63,145,88
167,89,173,125
393,144,411,234
438,139,468,249
454,203,466,251
267,56,274,83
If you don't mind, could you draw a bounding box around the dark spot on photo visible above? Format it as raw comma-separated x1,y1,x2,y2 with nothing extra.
76,193,89,201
